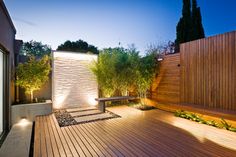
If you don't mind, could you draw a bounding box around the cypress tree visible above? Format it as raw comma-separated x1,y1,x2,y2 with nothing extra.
175,0,205,52
183,0,193,42
176,18,184,44
192,0,205,40
175,0,192,51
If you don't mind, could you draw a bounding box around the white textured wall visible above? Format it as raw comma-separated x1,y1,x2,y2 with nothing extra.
53,51,98,109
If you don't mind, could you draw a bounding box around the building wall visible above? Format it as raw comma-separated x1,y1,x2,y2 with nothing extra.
0,1,16,104
0,1,16,133
53,51,98,109
0,2,15,53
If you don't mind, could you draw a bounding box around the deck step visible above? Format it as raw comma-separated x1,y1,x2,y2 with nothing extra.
66,106,97,112
70,109,102,117
74,112,114,123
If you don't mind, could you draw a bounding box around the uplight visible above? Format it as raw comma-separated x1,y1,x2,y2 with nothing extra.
17,118,31,127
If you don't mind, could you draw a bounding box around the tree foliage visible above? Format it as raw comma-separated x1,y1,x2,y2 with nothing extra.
57,39,99,54
191,0,205,40
147,41,175,55
90,46,159,103
175,0,205,51
20,40,51,57
136,52,159,99
16,55,51,102
90,48,117,97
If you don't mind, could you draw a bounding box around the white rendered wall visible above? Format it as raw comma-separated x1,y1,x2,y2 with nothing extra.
53,51,98,109
0,51,3,134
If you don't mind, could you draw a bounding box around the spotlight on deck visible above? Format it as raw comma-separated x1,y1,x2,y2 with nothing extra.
17,117,30,127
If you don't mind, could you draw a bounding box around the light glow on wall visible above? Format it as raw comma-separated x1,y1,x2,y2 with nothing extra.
53,93,69,109
53,51,98,109
87,96,97,106
172,118,236,151
54,51,97,61
16,118,31,128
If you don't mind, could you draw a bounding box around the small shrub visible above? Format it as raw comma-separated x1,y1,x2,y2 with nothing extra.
206,120,218,127
221,118,232,130
220,119,236,132
128,102,156,111
229,127,236,132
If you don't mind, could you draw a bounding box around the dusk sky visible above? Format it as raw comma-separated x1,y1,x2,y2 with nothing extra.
4,0,236,53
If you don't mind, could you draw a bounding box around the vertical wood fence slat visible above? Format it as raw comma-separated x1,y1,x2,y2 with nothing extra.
180,31,236,111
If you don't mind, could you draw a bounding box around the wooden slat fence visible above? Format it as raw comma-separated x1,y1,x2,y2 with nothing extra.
150,53,180,104
180,31,236,111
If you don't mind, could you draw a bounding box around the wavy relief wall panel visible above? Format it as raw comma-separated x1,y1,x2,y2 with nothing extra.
53,51,98,109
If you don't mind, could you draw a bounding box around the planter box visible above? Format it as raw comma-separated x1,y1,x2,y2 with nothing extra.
11,100,52,125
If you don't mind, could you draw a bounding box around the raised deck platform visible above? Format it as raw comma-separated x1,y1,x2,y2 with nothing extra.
34,106,236,157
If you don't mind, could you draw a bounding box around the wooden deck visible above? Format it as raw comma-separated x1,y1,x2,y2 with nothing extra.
34,106,236,157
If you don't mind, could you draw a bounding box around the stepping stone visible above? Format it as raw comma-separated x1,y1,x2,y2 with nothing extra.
74,113,114,123
66,106,97,112
70,109,102,117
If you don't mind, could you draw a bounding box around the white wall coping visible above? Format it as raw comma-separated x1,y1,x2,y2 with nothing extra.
12,100,52,107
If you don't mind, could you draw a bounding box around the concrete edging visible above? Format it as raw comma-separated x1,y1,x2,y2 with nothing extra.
11,101,52,125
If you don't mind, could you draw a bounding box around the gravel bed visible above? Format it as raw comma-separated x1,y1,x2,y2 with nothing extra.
54,110,77,127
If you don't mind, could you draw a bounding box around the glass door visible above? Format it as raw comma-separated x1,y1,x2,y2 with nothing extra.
0,50,3,135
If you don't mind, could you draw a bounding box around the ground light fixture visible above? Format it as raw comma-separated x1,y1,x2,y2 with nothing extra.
17,117,31,127
157,58,163,61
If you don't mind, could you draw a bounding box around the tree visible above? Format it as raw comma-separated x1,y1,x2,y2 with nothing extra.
20,40,51,57
176,0,192,46
147,41,175,55
175,0,205,51
90,48,116,97
16,55,51,102
57,39,99,54
90,46,159,105
135,51,159,104
90,47,140,97
113,47,140,96
192,0,205,40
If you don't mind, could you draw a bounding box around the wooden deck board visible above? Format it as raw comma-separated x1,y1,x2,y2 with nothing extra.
34,106,236,157
34,117,40,157
50,115,73,157
47,115,66,157
64,127,86,156
77,124,113,157
79,123,123,157
87,122,135,157
43,116,54,157
94,120,152,157
71,125,102,156
39,116,48,157
60,127,79,156
46,116,60,157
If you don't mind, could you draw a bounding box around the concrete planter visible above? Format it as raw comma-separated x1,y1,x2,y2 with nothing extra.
11,100,52,125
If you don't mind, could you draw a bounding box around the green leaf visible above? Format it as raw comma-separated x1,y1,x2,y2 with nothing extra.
16,55,51,99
